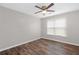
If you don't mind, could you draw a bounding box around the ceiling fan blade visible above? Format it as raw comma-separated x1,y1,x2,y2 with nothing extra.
47,10,55,12
34,11,42,14
46,3,54,9
35,5,43,10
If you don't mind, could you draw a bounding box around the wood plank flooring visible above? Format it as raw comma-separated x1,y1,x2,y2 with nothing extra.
0,38,79,55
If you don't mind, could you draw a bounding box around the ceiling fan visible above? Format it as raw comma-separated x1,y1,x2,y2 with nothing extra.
35,3,55,15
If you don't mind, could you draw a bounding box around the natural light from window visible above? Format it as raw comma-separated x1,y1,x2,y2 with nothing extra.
47,18,66,37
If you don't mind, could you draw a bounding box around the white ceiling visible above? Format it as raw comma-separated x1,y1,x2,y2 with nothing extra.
0,3,79,18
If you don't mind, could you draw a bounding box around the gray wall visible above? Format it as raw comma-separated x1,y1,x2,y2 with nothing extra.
41,10,79,45
0,4,79,51
0,6,41,51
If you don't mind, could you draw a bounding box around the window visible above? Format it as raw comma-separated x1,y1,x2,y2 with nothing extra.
47,18,66,36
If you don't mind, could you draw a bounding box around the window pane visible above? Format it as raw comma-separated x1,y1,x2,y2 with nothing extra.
47,20,54,28
47,18,66,37
47,28,55,35
55,28,66,36
55,19,66,28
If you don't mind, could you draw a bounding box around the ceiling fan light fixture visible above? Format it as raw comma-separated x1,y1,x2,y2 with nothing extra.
35,3,54,15
42,10,47,14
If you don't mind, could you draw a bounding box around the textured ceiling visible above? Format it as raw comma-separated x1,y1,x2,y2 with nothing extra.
0,3,79,18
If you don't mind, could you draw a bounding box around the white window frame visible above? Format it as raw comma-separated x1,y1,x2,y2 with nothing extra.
47,18,66,37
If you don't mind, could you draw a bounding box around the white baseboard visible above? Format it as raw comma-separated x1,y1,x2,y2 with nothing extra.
41,37,79,46
0,37,79,52
0,38,40,52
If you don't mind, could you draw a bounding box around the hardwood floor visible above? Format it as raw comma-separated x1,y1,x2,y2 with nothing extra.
0,38,79,55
